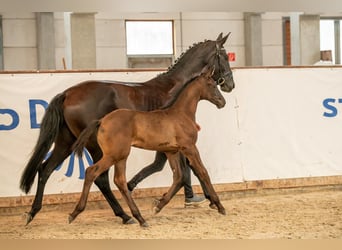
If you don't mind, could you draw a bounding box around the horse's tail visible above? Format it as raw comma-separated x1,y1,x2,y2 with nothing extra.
19,93,66,194
73,120,101,158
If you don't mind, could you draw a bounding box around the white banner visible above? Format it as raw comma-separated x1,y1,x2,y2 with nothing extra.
1,68,342,197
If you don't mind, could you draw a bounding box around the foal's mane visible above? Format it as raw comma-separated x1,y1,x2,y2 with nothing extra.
160,75,200,109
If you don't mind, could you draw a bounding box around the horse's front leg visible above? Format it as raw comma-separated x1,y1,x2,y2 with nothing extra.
181,146,226,215
114,159,148,227
153,152,184,213
69,158,112,223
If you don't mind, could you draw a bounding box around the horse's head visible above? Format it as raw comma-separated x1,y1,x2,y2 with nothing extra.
200,65,226,109
211,32,235,93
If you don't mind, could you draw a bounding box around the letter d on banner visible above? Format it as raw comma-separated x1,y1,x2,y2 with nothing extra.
29,99,48,128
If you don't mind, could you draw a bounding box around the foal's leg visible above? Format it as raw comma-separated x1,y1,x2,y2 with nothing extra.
184,157,211,200
153,152,184,213
182,155,210,200
181,146,226,215
113,159,148,227
87,144,134,225
94,171,134,224
69,157,113,223
127,151,198,199
127,151,167,191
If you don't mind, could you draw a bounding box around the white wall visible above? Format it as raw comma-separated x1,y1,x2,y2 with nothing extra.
0,12,339,70
261,12,286,66
0,11,286,70
1,12,37,70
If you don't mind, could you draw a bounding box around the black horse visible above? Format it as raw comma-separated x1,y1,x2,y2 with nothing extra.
20,33,235,225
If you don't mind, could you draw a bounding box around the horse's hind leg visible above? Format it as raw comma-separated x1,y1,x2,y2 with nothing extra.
93,171,135,224
26,127,74,225
127,151,167,191
88,171,135,225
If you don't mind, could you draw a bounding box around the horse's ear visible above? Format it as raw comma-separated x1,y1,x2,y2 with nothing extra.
216,32,223,41
217,32,230,47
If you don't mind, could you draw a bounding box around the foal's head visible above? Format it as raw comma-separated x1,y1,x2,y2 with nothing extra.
199,66,226,109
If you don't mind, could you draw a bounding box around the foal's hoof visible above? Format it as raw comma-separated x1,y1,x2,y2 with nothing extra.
152,206,161,215
209,203,217,210
152,198,161,214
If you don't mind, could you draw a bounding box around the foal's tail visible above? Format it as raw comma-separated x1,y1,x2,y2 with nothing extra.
73,120,101,158
20,93,66,194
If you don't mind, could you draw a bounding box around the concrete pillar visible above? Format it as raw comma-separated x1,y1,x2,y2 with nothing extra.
300,15,320,65
244,12,263,66
0,15,3,70
36,12,56,70
290,13,301,65
64,12,72,70
290,13,320,65
70,13,96,69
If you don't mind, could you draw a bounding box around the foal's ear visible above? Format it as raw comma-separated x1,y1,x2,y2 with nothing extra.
210,65,215,77
202,64,215,78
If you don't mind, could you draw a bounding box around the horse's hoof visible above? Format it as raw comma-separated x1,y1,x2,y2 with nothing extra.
68,214,75,224
24,212,33,226
140,222,149,228
218,208,226,215
123,218,136,225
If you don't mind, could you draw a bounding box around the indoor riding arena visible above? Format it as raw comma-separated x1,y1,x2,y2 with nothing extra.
1,5,342,240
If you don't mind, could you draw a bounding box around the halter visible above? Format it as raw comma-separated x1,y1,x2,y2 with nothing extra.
215,47,233,86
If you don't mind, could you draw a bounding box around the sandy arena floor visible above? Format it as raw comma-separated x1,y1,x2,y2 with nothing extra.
0,187,341,239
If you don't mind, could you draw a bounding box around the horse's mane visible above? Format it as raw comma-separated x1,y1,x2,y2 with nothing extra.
158,39,215,108
161,40,213,75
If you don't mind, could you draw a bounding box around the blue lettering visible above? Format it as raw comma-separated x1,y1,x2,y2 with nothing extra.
323,98,338,117
29,99,48,129
0,109,20,130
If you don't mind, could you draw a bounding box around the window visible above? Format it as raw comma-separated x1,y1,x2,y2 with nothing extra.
125,20,174,68
320,19,341,64
126,20,173,55
0,16,3,70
